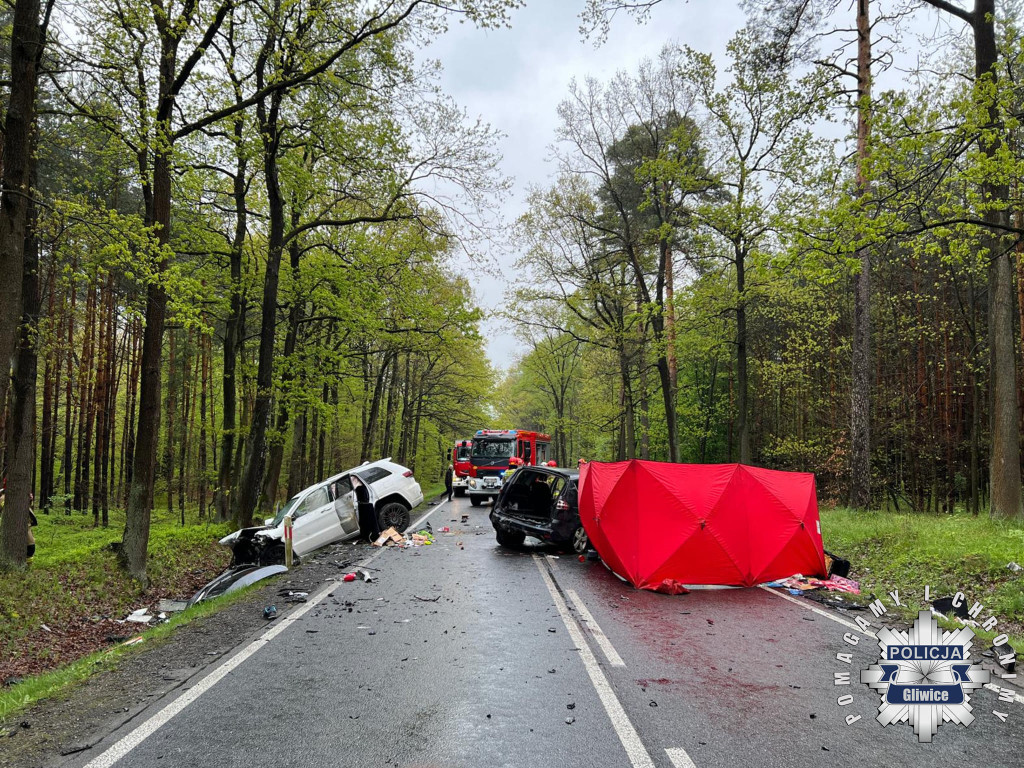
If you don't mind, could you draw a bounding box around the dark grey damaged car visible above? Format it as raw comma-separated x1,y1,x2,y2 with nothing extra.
489,466,589,554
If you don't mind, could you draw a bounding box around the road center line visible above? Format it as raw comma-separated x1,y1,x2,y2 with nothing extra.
533,555,661,768
759,585,1024,705
665,747,699,768
80,500,447,768
565,588,626,667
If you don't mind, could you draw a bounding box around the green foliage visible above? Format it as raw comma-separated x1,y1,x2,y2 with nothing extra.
821,509,1024,647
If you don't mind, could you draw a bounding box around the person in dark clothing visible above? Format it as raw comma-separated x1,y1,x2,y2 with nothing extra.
444,465,454,502
27,493,37,559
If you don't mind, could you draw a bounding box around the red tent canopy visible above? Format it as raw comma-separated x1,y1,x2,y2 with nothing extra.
578,460,826,589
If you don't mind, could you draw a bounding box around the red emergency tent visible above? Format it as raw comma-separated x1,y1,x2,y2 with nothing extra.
578,461,826,589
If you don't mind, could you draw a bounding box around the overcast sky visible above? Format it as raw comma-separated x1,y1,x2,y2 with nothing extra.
421,1,745,370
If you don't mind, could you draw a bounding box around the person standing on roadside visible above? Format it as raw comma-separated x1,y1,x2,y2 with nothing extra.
444,464,454,502
26,492,37,560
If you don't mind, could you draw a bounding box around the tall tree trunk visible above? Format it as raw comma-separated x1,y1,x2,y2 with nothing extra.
850,0,873,509
39,275,57,511
260,205,304,517
0,0,42,431
121,140,172,583
0,158,39,569
236,80,286,528
92,277,110,526
619,346,635,460
922,0,1020,521
179,330,195,522
62,264,76,514
199,330,209,518
736,246,752,465
286,410,306,498
120,316,140,503
215,117,248,522
75,285,96,514
361,353,391,463
974,2,1021,519
165,327,176,517
664,242,677,393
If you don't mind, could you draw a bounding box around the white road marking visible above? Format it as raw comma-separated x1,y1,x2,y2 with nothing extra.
665,747,699,768
758,586,875,637
533,555,660,768
759,586,1024,704
81,500,446,768
565,588,626,667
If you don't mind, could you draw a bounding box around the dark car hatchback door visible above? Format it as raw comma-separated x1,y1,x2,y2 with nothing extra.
491,468,587,553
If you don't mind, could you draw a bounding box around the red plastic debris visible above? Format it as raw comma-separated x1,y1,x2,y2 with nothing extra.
653,579,690,595
343,573,357,582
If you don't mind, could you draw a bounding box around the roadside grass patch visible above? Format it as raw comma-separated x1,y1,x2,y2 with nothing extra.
0,506,232,687
0,584,267,722
820,509,1024,648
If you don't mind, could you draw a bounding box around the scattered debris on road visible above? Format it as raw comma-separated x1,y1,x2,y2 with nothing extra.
824,550,851,578
263,605,278,621
373,527,405,546
763,574,860,594
993,641,1017,673
372,527,435,548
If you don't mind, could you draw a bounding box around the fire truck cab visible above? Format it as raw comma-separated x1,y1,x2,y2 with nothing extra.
467,429,551,506
447,439,473,496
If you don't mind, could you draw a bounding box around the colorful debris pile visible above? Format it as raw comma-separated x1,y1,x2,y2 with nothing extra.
372,527,435,548
764,574,860,595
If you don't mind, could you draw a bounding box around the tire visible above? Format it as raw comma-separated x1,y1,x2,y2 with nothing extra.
496,528,526,549
376,501,411,533
470,496,482,507
571,525,589,555
454,487,466,497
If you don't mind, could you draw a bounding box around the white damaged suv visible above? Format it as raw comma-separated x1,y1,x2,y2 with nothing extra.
220,458,424,565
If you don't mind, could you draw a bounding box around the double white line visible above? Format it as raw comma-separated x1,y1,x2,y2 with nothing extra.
533,555,698,768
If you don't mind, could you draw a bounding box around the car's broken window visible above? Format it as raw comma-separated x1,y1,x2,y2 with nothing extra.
296,487,330,517
332,475,353,499
271,496,301,527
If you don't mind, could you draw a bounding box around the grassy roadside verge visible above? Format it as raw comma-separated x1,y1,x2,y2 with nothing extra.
0,585,261,722
1,488,447,721
819,509,1024,651
0,506,233,717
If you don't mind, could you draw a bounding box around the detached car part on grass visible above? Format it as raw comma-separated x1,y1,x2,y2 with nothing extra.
489,466,589,554
188,565,289,606
220,458,423,567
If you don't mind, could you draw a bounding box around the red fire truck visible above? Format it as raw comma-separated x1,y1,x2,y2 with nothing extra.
467,429,551,506
447,439,473,497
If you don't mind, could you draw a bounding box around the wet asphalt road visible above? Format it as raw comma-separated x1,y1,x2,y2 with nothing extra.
66,495,1024,768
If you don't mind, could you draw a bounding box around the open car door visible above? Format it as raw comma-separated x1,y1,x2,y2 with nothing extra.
331,475,361,537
